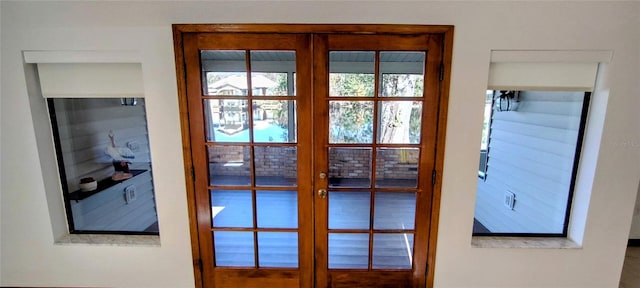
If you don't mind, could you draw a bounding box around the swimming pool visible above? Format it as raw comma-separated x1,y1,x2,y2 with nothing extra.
213,122,290,143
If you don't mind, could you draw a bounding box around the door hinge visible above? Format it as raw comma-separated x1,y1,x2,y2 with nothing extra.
194,258,203,271
432,170,437,186
439,63,444,81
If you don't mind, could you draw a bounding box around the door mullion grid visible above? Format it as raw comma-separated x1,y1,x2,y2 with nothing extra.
245,49,261,269
366,50,383,271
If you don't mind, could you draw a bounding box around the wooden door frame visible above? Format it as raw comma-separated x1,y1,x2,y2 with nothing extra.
172,24,453,288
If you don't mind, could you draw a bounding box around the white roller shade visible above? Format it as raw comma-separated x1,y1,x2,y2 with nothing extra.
488,62,599,91
37,63,144,98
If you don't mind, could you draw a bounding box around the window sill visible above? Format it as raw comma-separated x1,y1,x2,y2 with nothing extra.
55,234,160,247
471,236,581,249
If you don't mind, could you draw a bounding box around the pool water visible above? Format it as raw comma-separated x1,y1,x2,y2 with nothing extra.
214,122,290,143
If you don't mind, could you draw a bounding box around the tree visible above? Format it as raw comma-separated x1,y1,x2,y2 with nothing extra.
379,74,416,144
327,73,423,144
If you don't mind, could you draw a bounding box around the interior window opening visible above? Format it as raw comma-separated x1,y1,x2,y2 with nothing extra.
473,90,590,236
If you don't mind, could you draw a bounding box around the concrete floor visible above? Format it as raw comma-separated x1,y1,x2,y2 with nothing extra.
620,247,640,288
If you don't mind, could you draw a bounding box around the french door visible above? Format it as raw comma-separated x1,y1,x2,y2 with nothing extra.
175,25,450,288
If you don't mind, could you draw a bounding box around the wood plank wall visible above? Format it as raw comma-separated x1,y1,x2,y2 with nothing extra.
71,170,156,231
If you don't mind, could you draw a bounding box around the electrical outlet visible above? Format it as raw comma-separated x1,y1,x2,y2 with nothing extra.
125,185,137,204
504,190,516,210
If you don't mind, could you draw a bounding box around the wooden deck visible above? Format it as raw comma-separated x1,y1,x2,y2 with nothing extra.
210,186,416,269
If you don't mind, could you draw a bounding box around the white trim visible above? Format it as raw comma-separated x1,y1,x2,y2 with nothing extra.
490,50,613,63
488,62,599,91
37,63,145,98
23,50,141,64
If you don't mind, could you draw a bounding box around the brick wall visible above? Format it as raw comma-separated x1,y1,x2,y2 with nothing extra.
208,146,296,178
254,146,297,178
375,148,419,180
209,146,417,180
329,148,371,179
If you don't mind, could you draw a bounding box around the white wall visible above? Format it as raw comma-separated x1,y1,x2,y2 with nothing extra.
1,1,639,288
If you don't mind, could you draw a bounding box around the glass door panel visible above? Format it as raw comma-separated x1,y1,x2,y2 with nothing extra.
378,101,423,144
251,50,296,97
372,233,414,269
213,231,255,267
379,51,425,98
375,148,419,188
254,146,297,186
329,51,375,97
328,233,370,269
210,189,253,228
201,48,301,269
202,50,248,96
251,100,297,143
258,232,299,268
328,191,371,229
183,32,313,288
373,192,417,230
207,145,251,186
328,147,372,188
256,190,298,228
314,33,441,288
328,101,374,144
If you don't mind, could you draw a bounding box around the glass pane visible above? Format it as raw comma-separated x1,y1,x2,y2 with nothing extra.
328,191,370,230
201,50,247,96
255,146,297,187
207,146,251,186
375,148,419,188
328,233,369,269
474,90,588,235
256,190,297,228
372,233,414,269
379,52,425,97
214,231,255,267
258,232,299,268
49,98,159,233
329,101,374,144
250,73,289,96
210,190,253,228
329,51,375,97
250,51,295,96
329,147,372,188
378,101,422,144
252,100,296,143
373,192,416,230
204,99,250,142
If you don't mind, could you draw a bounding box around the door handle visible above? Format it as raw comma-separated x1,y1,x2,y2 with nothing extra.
317,189,327,199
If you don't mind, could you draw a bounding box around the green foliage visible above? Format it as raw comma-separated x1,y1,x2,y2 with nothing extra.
327,73,426,144
330,73,375,97
329,101,374,143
